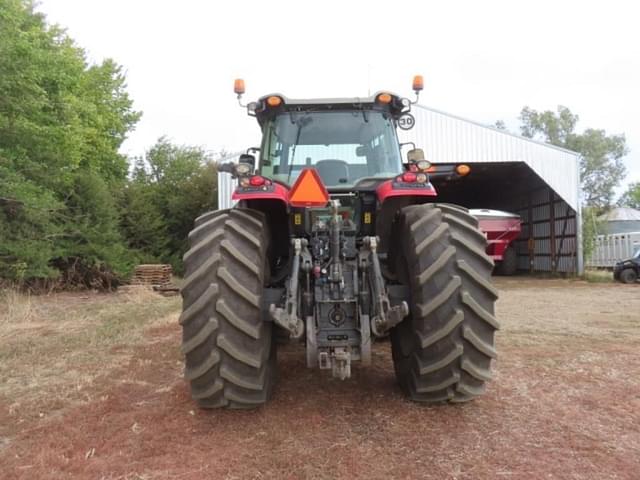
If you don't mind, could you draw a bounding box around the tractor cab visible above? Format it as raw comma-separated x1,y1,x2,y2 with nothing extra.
256,96,404,189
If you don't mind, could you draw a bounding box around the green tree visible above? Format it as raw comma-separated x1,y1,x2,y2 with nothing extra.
581,206,605,262
0,0,140,285
0,165,63,280
120,138,218,274
618,182,640,209
519,106,627,208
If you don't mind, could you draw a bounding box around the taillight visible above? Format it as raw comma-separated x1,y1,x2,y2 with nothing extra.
249,175,266,186
402,172,417,183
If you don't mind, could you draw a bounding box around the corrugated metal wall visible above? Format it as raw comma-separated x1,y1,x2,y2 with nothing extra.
217,152,241,210
513,187,579,273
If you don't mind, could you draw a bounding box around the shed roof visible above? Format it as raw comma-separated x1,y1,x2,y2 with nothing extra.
399,104,581,211
599,207,640,222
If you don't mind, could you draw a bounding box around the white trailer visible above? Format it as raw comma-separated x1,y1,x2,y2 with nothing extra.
587,232,640,268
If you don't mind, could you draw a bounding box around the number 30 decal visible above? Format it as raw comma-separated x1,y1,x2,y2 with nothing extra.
398,113,415,130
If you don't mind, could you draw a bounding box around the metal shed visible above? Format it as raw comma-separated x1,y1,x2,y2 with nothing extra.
597,207,640,234
217,103,583,275
399,105,582,275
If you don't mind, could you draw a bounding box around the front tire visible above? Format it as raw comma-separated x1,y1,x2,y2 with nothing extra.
390,204,499,403
180,208,277,409
620,268,638,284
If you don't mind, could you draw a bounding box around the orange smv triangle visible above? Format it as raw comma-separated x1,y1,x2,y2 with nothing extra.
289,168,330,207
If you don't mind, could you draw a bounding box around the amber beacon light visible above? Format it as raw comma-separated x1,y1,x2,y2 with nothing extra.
234,78,245,95
412,75,424,92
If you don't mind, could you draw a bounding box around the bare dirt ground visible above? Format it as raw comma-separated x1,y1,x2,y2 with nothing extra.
1,278,639,479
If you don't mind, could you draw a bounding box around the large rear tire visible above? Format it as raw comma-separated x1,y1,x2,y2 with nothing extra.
180,208,277,409
390,203,499,403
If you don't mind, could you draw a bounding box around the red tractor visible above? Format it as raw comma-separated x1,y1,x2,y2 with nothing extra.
180,77,499,408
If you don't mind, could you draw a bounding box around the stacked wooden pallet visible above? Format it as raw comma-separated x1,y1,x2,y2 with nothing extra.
131,264,173,287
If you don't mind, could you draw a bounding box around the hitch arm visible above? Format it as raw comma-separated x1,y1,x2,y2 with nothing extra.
269,238,306,339
363,236,409,337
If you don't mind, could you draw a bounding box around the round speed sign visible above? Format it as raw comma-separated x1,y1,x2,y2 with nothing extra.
397,113,415,130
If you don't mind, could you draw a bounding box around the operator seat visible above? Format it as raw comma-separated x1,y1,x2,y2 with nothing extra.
315,159,350,186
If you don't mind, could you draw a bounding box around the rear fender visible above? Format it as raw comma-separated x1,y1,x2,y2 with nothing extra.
376,179,437,203
232,182,289,205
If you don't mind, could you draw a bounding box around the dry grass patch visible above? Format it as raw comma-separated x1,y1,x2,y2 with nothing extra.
495,279,640,347
0,289,38,332
0,288,180,419
583,268,614,283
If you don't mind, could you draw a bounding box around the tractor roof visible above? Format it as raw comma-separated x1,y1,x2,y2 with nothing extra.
250,92,410,126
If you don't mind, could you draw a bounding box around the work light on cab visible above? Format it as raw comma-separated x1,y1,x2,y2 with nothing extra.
377,93,392,104
235,163,251,175
266,96,283,107
416,160,432,171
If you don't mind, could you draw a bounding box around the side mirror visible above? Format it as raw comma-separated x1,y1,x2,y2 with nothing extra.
238,153,255,170
217,155,254,178
407,148,425,162
355,145,367,157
